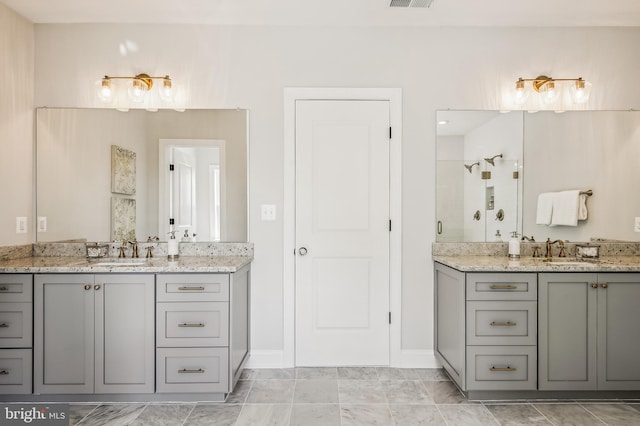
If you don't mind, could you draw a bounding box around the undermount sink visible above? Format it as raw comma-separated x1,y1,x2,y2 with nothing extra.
92,259,149,267
542,258,597,266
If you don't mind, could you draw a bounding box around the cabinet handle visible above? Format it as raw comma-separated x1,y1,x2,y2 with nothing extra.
0,286,7,291
178,368,205,374
84,284,92,290
94,285,101,291
591,283,598,288
0,323,8,328
601,283,608,289
437,221,443,235
0,370,8,375
178,286,205,291
490,366,516,372
489,285,517,290
490,321,517,327
178,323,205,328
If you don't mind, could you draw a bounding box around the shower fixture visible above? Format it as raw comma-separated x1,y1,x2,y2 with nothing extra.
464,162,480,173
484,154,503,166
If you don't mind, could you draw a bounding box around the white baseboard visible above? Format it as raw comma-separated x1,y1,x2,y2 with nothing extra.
394,349,441,368
245,350,287,368
246,349,441,369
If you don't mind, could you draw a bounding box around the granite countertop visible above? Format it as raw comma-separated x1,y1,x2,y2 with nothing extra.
0,256,252,273
433,255,640,272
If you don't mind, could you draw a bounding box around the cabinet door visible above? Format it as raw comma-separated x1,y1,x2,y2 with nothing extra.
539,273,598,390
34,274,94,394
597,273,640,390
434,263,466,389
94,274,154,394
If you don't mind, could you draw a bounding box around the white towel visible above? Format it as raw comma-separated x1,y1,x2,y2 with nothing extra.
578,193,588,220
536,192,554,225
550,190,581,226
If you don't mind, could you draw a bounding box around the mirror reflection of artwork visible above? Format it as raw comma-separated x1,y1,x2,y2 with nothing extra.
111,197,136,241
111,145,136,195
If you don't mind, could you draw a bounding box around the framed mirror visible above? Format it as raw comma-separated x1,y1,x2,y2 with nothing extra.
36,108,248,243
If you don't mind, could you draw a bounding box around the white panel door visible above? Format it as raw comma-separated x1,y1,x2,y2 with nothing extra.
295,100,390,366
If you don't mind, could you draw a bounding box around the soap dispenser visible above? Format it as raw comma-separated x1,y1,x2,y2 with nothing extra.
508,231,521,259
167,230,179,260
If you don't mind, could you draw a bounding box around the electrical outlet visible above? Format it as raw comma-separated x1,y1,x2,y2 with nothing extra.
16,217,27,234
635,217,640,233
261,204,276,221
38,216,47,233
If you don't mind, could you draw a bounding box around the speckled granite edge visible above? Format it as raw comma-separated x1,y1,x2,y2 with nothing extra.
432,242,640,257
32,242,254,258
0,245,33,261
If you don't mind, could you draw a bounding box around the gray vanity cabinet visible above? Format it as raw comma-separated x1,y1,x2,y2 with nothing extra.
0,274,33,394
539,273,640,391
34,274,155,394
434,263,537,392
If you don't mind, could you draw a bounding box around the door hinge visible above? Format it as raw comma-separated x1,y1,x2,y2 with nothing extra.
389,219,392,232
389,127,392,140
169,163,175,171
388,312,392,324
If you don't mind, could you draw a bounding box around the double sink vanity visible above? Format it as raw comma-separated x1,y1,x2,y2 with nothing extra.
434,242,640,400
0,242,252,402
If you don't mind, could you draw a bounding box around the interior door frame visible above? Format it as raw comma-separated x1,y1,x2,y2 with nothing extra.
283,88,402,367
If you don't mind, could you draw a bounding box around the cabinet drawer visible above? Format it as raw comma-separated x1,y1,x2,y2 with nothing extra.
0,349,32,394
467,273,537,301
156,347,229,393
157,302,229,347
157,274,229,302
0,275,32,303
467,301,536,346
466,346,536,390
0,303,33,348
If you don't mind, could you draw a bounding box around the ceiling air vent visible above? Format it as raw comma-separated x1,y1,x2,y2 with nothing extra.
390,0,435,7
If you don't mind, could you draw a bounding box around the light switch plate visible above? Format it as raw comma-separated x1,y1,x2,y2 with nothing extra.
635,217,640,232
38,216,47,233
261,204,276,221
16,217,27,234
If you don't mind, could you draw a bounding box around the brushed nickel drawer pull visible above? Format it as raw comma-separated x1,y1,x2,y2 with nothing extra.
178,368,205,374
490,321,517,327
0,323,8,328
490,366,517,372
0,370,8,375
489,285,517,290
178,286,205,291
178,323,205,328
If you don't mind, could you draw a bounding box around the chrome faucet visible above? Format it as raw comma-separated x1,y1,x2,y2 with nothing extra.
545,238,565,259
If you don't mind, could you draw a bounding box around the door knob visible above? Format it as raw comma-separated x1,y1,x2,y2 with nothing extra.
298,247,308,256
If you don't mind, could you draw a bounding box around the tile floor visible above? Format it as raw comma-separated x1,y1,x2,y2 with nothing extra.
63,367,640,425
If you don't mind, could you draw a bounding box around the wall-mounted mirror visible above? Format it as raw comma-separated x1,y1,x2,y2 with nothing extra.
436,111,523,242
36,108,248,243
436,110,640,243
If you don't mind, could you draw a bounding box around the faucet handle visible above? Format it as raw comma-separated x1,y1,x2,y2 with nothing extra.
145,246,153,258
532,246,541,258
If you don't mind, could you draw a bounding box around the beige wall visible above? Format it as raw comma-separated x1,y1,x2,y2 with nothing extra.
2,16,640,361
0,3,33,245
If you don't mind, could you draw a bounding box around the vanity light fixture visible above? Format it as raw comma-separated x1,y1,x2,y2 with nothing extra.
514,76,592,106
96,73,176,110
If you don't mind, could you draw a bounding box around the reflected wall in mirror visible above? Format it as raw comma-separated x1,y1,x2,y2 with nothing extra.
523,111,640,242
36,108,248,243
436,111,523,242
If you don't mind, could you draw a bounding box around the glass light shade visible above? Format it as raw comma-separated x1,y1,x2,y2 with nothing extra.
96,79,115,103
570,79,592,104
128,79,148,103
513,80,530,105
159,78,175,102
540,81,560,104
